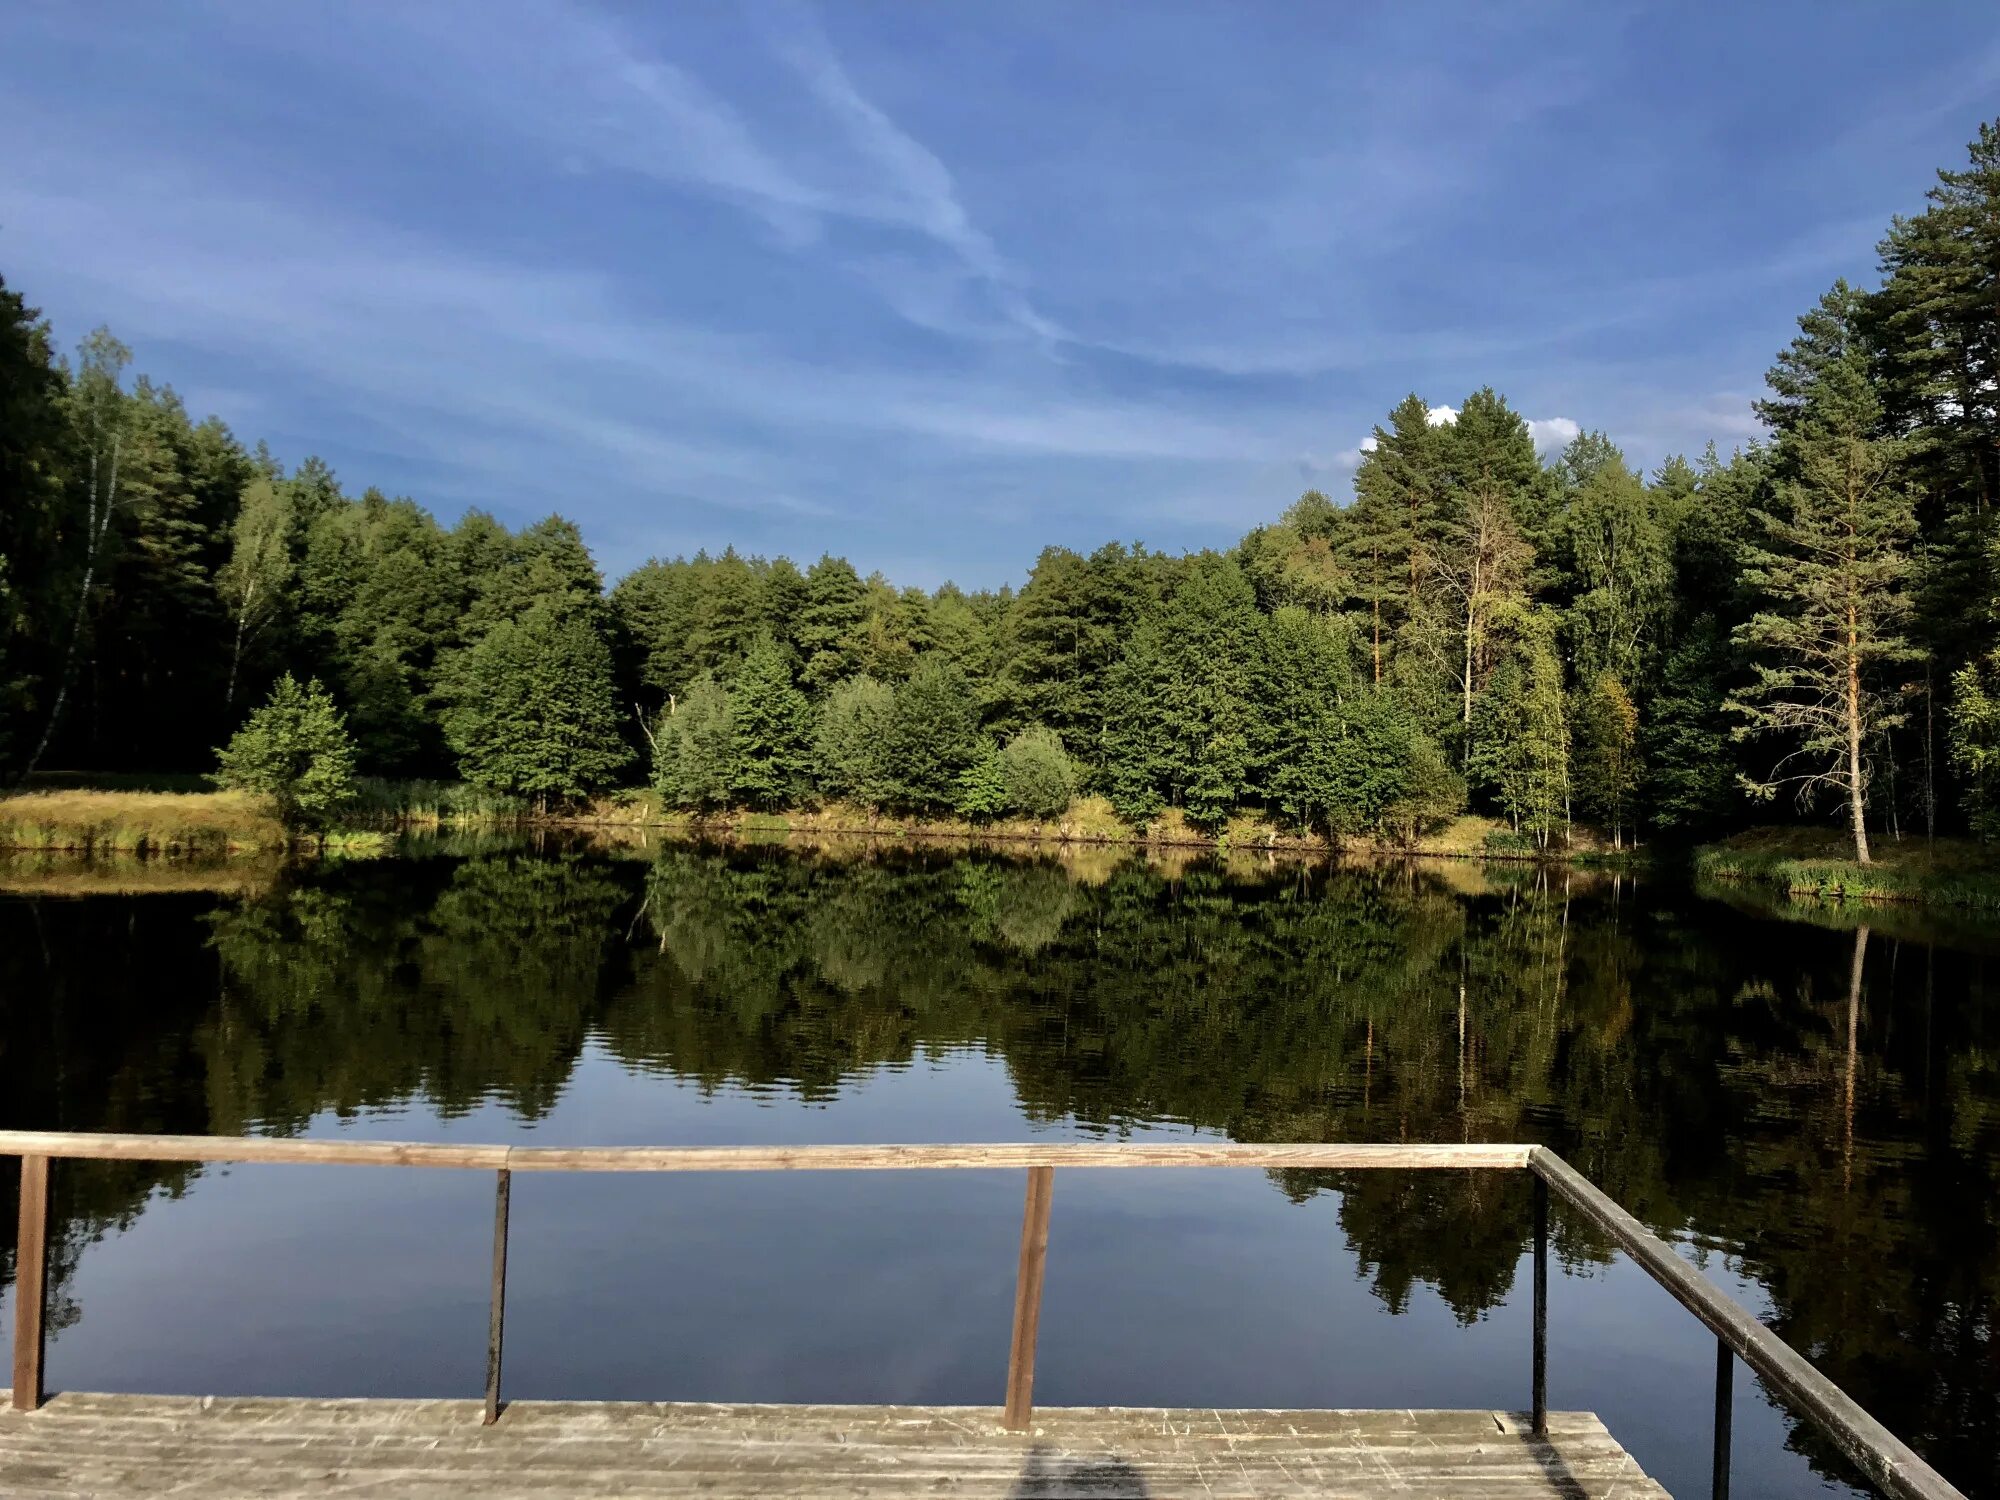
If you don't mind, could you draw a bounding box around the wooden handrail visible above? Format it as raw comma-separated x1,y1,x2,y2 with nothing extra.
0,1132,1532,1170
1528,1147,1961,1500
0,1131,1968,1500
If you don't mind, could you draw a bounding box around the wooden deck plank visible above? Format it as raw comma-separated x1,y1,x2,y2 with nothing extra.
0,1393,1673,1498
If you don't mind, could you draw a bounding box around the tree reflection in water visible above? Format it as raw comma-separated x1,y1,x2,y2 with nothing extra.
1,840,1995,1489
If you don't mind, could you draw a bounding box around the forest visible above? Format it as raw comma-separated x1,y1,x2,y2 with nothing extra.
5,122,2000,860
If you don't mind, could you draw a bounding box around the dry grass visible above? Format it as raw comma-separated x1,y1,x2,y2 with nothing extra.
0,789,285,855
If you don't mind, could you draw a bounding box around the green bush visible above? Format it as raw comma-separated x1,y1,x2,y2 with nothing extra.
212,675,357,834
998,726,1076,819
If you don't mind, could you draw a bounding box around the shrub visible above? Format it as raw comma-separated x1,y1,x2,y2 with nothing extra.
998,726,1076,819
212,675,357,834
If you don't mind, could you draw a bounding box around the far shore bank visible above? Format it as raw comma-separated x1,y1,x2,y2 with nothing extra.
10,784,2000,912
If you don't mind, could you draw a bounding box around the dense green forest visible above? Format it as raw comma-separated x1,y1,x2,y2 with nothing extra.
6,123,2000,858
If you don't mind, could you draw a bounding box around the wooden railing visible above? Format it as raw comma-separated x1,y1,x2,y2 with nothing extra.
0,1132,1965,1500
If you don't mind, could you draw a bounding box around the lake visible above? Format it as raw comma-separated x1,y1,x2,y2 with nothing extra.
2,838,1995,1498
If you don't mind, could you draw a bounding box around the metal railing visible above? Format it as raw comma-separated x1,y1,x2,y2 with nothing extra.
0,1132,1965,1500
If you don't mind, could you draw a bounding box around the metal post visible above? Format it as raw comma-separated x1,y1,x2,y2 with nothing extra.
10,1155,49,1412
484,1168,510,1425
1003,1166,1054,1431
1532,1173,1547,1436
1712,1337,1732,1500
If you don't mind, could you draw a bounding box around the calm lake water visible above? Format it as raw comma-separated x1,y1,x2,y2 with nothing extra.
2,838,1996,1498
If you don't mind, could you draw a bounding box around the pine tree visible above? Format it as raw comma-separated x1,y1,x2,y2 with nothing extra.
212,674,357,835
1344,395,1450,684
1640,619,1735,834
1729,298,1918,862
885,655,982,813
444,602,630,805
1101,554,1260,828
798,555,867,690
727,633,812,809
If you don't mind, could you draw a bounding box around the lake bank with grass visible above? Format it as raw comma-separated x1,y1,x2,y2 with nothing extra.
1690,827,2000,910
1,781,1641,863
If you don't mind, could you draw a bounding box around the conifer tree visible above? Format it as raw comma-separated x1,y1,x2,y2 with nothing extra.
213,673,357,835
727,633,813,809
885,655,982,813
444,601,629,805
1729,295,1918,863
1344,395,1450,684
798,555,867,690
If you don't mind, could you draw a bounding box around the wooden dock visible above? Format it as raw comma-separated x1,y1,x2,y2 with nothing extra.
0,1393,1672,1498
1,1133,1969,1500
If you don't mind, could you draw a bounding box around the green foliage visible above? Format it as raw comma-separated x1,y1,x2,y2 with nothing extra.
1949,651,2000,839
1643,619,1737,834
212,674,357,832
998,726,1077,819
1728,292,1918,860
885,655,982,813
1572,672,1640,844
726,634,812,809
443,603,629,803
14,121,2000,852
1103,554,1261,829
954,739,1008,820
651,673,736,811
814,675,897,808
1467,613,1570,847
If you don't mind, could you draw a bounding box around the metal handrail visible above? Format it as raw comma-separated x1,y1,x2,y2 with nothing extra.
0,1132,1967,1500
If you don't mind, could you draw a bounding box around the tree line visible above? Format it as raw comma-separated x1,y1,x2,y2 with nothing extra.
6,122,2000,857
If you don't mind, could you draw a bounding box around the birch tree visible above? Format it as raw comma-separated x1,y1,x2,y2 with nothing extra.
23,328,130,775
217,475,295,713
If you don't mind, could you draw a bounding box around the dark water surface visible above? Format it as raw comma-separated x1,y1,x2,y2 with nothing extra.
2,839,1996,1498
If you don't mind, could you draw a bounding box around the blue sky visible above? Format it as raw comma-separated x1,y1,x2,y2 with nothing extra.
3,3,1997,590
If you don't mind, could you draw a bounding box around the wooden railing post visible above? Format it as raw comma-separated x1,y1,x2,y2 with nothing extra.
1531,1173,1547,1436
11,1154,49,1411
484,1168,510,1425
1712,1338,1732,1500
1002,1165,1054,1431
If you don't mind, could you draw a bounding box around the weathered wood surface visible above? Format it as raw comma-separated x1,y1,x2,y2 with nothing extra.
0,1132,1533,1171
0,1394,1672,1498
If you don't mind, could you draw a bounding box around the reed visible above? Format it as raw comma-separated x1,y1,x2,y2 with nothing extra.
0,789,285,854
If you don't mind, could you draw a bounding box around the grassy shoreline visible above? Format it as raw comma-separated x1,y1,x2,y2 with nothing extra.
0,784,1628,864
1690,827,2000,910
16,786,2000,912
